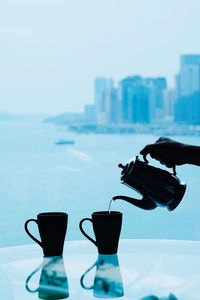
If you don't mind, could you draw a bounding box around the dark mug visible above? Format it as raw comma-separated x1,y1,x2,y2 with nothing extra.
25,212,68,257
25,256,69,299
79,211,122,254
80,254,124,298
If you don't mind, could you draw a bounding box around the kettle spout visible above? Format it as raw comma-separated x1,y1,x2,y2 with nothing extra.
112,195,157,210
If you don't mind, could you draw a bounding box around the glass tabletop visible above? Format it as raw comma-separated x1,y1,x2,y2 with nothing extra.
0,239,200,300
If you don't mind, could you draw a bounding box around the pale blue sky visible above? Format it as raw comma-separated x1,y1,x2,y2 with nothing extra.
0,0,200,114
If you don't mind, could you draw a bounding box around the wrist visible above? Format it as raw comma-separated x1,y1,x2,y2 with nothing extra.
183,144,200,166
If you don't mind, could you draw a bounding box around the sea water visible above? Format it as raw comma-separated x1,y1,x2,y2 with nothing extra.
1,118,200,247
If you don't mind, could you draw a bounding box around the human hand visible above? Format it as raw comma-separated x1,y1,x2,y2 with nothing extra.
140,137,188,168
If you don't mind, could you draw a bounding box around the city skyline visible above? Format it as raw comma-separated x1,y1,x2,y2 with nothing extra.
87,54,200,126
1,52,200,117
1,53,200,122
43,54,200,129
0,0,200,114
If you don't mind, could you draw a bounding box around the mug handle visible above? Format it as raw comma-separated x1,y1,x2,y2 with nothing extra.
25,265,41,293
80,262,97,290
25,259,54,293
24,219,42,247
79,218,97,246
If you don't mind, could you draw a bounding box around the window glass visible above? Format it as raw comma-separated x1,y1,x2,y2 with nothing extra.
1,0,200,247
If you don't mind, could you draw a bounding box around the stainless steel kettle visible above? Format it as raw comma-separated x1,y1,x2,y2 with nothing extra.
113,155,186,211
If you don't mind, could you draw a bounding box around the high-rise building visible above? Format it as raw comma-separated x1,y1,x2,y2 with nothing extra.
119,76,166,124
104,88,119,124
174,91,200,124
178,55,200,97
175,74,181,99
146,77,167,122
84,104,96,124
163,89,176,120
94,78,114,124
119,76,143,123
174,54,200,124
127,85,149,123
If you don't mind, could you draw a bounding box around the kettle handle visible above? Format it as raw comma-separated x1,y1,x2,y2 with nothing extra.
142,154,177,176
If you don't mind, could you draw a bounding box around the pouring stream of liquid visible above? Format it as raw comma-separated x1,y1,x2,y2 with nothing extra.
108,198,115,214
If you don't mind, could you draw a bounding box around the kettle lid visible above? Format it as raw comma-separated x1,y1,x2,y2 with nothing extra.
118,161,134,179
118,156,144,180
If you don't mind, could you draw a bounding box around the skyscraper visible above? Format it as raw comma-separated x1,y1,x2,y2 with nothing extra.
119,76,143,123
127,85,150,123
119,76,166,124
104,87,119,124
146,77,167,122
174,91,200,124
94,78,114,124
84,104,96,124
179,54,200,97
163,89,176,120
174,55,200,124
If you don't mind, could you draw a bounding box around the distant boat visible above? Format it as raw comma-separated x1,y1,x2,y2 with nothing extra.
55,139,75,145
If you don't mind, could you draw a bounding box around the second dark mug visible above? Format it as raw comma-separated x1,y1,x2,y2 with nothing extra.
25,212,68,257
79,211,122,254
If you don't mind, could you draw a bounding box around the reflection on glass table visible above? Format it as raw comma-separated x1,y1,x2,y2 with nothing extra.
140,294,178,300
25,256,69,299
80,254,124,298
0,239,200,299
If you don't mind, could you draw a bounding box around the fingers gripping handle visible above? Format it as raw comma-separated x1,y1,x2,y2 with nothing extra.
143,154,149,163
24,219,42,247
79,218,97,246
173,165,177,176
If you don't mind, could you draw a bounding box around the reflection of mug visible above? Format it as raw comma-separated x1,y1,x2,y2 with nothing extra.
25,256,69,300
79,211,122,254
25,212,68,257
80,254,124,298
140,294,178,300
